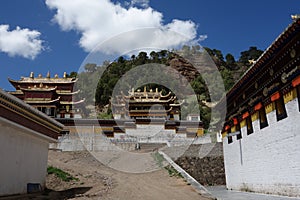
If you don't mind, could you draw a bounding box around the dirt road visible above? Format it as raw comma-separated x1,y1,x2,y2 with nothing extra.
46,150,212,200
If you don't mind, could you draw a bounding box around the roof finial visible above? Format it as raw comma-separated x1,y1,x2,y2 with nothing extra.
30,72,34,79
144,86,147,93
63,72,67,78
291,14,300,21
46,71,50,78
248,59,256,65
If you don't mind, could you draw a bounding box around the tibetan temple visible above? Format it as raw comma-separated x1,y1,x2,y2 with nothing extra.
8,72,84,118
218,16,300,197
112,87,182,120
220,17,300,140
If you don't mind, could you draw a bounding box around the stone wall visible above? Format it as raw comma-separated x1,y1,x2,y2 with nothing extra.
223,99,300,197
167,143,226,186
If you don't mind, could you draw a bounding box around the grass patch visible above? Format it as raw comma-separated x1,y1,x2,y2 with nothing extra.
152,152,165,168
164,165,183,178
47,166,79,182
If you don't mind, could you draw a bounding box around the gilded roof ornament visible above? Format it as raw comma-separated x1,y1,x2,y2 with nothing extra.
248,59,256,65
291,14,300,21
46,71,50,78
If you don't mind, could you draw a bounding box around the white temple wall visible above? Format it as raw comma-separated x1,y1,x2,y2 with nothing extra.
0,117,50,196
223,99,300,197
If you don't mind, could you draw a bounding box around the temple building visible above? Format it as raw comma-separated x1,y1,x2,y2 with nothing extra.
112,87,181,120
0,89,64,196
219,17,300,197
8,72,84,118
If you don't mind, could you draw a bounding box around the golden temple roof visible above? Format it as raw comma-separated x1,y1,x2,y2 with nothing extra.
8,72,77,84
20,86,57,92
56,90,80,95
24,97,60,104
9,90,23,95
123,87,174,100
60,99,85,105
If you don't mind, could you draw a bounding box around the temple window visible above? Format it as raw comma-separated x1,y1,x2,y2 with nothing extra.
271,92,287,121
291,76,300,111
45,107,51,116
227,127,233,144
232,118,242,140
257,103,268,129
41,107,46,114
242,111,253,135
246,117,253,135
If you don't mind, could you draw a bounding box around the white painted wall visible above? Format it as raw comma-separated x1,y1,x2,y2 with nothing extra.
53,124,212,151
223,99,300,197
0,118,50,196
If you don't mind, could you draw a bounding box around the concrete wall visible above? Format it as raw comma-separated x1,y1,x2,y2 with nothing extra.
53,132,137,152
223,99,300,197
53,124,211,151
0,118,49,196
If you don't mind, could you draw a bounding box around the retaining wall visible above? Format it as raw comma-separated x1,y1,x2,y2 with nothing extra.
164,143,226,186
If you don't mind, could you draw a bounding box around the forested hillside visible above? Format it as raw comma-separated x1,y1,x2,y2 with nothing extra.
70,46,263,128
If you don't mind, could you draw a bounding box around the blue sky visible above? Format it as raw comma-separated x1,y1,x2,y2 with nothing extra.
0,0,298,90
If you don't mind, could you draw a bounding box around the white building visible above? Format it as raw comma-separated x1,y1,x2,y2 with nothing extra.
220,18,300,197
0,89,64,196
186,114,201,121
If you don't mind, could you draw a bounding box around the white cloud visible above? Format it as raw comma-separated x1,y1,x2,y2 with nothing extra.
199,34,208,42
0,25,44,59
130,0,149,8
46,0,201,55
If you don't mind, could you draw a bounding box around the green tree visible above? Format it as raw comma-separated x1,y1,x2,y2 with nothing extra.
84,63,97,73
135,51,148,65
150,51,159,63
221,68,235,91
212,49,224,62
225,53,237,70
67,71,77,78
239,46,263,66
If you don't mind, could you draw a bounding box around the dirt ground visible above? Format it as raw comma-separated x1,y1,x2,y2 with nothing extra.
1,150,212,200
47,150,213,200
